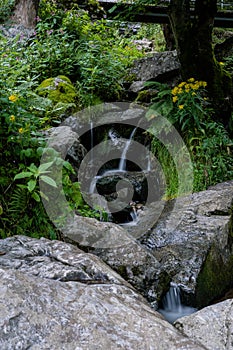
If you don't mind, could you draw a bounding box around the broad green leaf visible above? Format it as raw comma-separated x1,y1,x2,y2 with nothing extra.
63,161,75,173
40,191,49,201
32,192,41,202
14,172,32,180
38,161,54,173
40,175,57,187
28,179,37,192
28,163,38,173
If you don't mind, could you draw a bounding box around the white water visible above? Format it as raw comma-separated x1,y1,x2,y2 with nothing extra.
118,127,137,171
89,175,102,194
158,283,197,324
108,129,119,146
90,121,94,164
146,150,151,171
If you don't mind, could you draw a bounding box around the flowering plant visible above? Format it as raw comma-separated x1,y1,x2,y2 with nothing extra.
145,79,233,193
170,78,210,135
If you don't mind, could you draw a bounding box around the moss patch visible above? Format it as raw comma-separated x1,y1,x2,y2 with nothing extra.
36,75,78,105
196,245,233,308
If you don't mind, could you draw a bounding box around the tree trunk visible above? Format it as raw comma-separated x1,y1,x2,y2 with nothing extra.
162,24,176,51
168,0,232,128
11,0,40,28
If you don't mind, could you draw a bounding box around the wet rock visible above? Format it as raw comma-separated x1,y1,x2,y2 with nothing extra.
95,171,153,202
138,181,233,307
63,103,146,133
174,299,233,350
63,213,167,307
63,181,233,309
0,236,206,350
44,125,86,168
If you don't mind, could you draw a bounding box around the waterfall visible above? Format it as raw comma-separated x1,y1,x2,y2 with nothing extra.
118,127,137,171
90,121,94,164
158,283,197,324
89,175,103,194
146,149,151,171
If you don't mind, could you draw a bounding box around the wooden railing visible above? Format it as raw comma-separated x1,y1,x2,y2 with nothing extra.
97,0,233,27
99,0,233,11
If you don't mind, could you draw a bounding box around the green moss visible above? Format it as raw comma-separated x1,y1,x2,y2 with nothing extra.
124,73,137,83
136,89,158,103
196,246,233,308
36,75,78,105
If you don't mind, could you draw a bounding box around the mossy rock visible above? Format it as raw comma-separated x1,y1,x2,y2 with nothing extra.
196,245,233,308
135,89,158,103
36,76,78,105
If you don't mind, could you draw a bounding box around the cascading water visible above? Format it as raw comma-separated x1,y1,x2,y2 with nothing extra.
118,127,137,171
89,127,137,194
158,283,197,324
90,121,94,164
146,149,151,172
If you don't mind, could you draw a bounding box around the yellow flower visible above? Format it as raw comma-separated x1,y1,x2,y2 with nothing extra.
178,105,184,110
200,81,207,88
172,96,178,103
9,95,18,102
192,92,196,96
219,62,224,66
18,128,24,133
172,87,179,95
177,88,183,94
178,82,186,88
9,115,15,122
188,78,195,82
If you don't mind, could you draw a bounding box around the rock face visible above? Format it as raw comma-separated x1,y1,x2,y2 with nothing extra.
0,236,206,350
174,299,233,350
128,50,181,93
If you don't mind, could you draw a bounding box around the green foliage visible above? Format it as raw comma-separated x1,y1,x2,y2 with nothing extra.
2,1,138,238
133,23,166,52
0,0,15,23
223,56,233,76
31,1,143,105
147,79,233,196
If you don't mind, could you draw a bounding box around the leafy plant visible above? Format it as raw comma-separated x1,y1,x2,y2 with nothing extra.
146,79,233,195
14,161,57,202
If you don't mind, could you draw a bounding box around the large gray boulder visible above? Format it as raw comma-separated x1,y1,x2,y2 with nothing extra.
128,50,181,93
45,125,86,160
63,214,166,308
0,236,206,350
174,299,233,350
